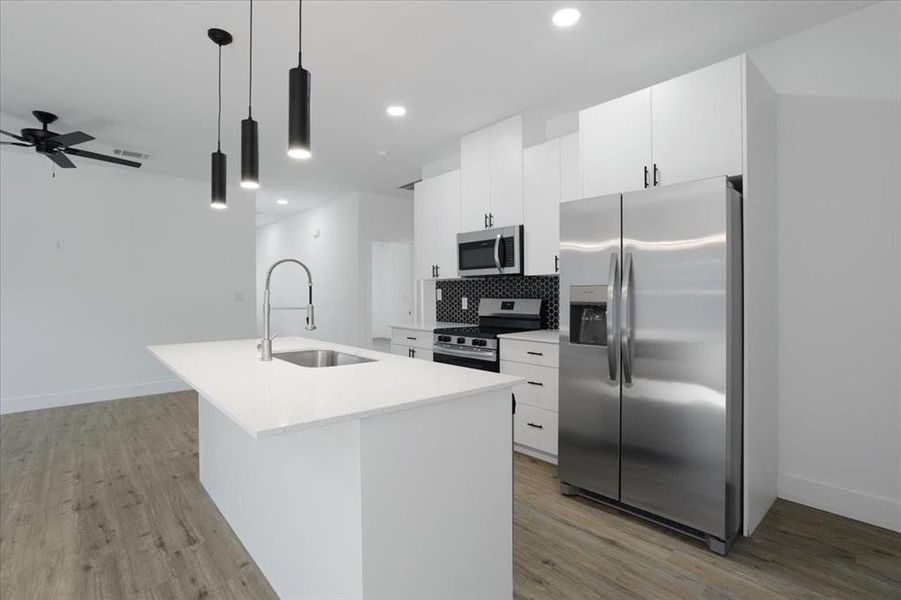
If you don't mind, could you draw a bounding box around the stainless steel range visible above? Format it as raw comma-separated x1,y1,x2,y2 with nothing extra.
433,298,542,372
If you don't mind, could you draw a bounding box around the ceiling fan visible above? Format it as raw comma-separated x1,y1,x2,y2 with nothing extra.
0,110,142,169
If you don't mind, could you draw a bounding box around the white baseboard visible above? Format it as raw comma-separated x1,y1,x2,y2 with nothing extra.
778,472,901,533
0,379,190,415
514,443,558,465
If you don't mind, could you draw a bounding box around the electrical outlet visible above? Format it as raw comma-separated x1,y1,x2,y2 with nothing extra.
462,297,468,310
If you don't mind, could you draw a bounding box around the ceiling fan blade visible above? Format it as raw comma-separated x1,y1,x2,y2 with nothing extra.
43,150,76,168
0,141,33,147
47,131,94,147
65,147,142,168
45,151,76,168
0,129,28,142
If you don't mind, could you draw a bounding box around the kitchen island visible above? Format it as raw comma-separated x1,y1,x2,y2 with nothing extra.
149,337,521,600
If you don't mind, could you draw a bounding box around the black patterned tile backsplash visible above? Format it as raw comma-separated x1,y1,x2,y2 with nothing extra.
435,275,559,330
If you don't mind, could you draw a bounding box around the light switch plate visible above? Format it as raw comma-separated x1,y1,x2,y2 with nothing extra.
462,297,468,310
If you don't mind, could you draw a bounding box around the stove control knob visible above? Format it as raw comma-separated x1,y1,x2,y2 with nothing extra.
457,337,466,344
472,339,486,347
437,335,451,342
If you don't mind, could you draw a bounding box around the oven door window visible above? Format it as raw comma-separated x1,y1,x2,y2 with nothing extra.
433,351,499,372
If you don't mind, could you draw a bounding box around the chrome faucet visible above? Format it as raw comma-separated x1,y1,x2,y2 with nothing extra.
259,258,316,361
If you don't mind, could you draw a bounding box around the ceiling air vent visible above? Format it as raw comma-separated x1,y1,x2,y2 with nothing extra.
113,148,152,161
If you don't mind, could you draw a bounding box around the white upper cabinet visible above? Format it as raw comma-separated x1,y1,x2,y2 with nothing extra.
651,56,743,186
488,115,524,228
581,88,652,198
460,115,523,231
434,170,461,279
559,132,582,203
523,139,561,276
414,170,461,280
460,128,490,231
413,177,437,280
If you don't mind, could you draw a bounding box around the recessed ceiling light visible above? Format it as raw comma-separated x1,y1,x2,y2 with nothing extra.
376,148,390,157
277,198,289,205
552,8,580,27
386,105,406,117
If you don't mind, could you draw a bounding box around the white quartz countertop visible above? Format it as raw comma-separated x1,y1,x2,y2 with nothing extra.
389,320,472,332
497,330,560,344
148,337,522,439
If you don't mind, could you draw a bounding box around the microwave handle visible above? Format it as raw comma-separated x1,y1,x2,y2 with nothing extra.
494,234,502,273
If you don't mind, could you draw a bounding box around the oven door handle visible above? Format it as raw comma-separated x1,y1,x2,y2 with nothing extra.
433,343,497,362
494,234,502,273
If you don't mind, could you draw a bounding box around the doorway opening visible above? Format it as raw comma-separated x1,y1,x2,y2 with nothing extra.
370,240,413,351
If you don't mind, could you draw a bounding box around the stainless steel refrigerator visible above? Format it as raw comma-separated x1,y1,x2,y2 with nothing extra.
558,176,743,554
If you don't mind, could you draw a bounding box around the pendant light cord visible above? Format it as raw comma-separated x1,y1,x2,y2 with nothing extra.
217,44,222,151
297,0,302,64
248,0,253,117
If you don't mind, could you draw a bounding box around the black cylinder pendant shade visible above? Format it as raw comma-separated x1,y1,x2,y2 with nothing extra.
211,150,227,209
240,117,259,189
287,63,311,159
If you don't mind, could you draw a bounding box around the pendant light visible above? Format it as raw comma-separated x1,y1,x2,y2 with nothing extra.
287,0,311,160
208,28,232,209
240,0,260,189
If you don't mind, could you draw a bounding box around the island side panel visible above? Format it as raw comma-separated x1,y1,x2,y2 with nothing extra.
198,396,364,599
359,388,514,599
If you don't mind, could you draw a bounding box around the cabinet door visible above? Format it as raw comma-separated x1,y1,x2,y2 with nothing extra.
434,169,461,279
523,139,560,276
651,55,742,186
460,128,491,231
488,115,523,227
581,88,652,197
560,131,582,202
413,178,437,280
390,343,412,357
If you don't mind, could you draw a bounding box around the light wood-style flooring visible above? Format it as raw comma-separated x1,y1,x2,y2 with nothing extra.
1,391,899,599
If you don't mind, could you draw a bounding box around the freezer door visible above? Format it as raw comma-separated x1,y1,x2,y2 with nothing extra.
620,176,739,538
559,194,622,499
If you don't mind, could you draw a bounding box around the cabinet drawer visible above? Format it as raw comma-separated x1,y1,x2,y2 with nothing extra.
514,404,558,456
500,339,559,367
391,328,432,350
501,361,558,412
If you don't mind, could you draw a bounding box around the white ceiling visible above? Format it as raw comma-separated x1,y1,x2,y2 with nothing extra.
0,1,872,226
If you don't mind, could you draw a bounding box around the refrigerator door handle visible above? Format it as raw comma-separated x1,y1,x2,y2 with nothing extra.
607,253,620,381
621,252,634,384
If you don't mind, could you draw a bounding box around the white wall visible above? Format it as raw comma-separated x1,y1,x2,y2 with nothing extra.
255,192,413,348
750,1,901,531
256,193,361,346
0,150,256,414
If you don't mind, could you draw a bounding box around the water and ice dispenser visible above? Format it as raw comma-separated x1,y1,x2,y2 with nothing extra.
569,285,607,346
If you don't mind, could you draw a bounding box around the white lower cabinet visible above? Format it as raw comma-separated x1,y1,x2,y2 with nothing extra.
513,404,558,457
390,343,432,361
500,339,559,462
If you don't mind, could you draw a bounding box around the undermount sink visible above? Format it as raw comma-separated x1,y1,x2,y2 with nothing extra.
273,349,375,368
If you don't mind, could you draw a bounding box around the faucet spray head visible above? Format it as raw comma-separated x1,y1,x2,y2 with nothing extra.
306,304,316,331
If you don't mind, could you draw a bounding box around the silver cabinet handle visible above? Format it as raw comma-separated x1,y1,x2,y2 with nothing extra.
526,351,543,356
494,234,502,273
526,381,544,386
526,422,544,430
621,252,634,384
406,336,417,340
607,253,620,381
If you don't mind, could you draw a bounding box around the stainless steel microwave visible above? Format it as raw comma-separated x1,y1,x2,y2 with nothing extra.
457,225,523,277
